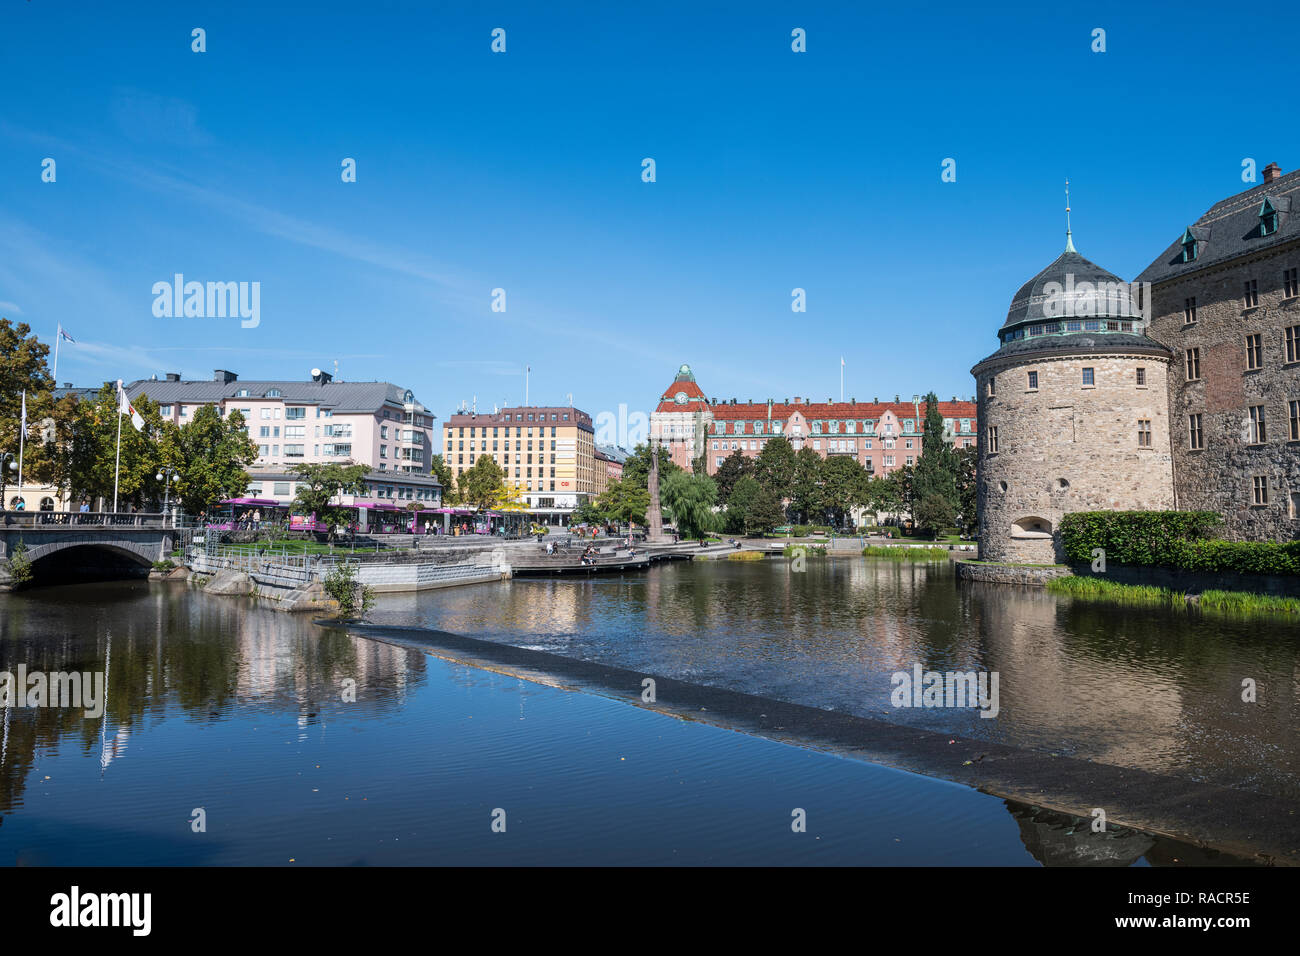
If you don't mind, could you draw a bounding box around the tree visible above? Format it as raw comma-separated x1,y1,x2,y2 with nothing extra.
458,455,505,510
492,482,529,513
753,437,796,497
0,319,60,490
591,476,650,526
789,447,824,524
727,475,783,536
955,445,977,537
322,561,374,619
864,473,901,523
745,483,786,536
915,492,958,535
714,449,755,501
622,442,679,490
822,454,870,528
56,384,166,510
290,462,369,540
428,453,456,504
157,404,257,515
660,470,719,540
911,391,960,537
723,474,758,534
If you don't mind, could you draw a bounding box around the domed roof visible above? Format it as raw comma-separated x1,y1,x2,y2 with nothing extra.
674,364,696,383
972,240,1172,371
1001,248,1144,330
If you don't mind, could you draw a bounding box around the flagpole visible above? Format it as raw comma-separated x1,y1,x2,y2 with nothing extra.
17,391,25,491
53,324,60,386
113,380,123,513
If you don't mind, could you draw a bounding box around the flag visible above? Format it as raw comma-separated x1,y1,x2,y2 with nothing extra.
117,381,145,432
841,356,845,367
59,327,75,342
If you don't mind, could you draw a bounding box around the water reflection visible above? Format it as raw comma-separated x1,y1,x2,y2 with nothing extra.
369,560,1300,801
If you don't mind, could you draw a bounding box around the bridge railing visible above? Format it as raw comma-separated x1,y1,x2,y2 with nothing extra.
0,511,173,529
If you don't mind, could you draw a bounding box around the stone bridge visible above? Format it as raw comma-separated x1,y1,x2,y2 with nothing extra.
0,512,180,587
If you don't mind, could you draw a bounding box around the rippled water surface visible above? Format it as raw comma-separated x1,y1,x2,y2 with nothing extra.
368,558,1300,800
0,560,1288,865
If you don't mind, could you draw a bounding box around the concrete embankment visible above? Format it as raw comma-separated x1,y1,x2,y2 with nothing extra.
344,620,1300,865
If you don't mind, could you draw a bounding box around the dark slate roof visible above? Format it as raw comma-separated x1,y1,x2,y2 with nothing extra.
972,331,1171,371
595,444,629,464
1138,167,1300,285
1001,248,1144,330
124,378,422,413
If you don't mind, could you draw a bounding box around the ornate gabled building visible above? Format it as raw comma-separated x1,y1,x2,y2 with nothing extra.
971,236,1175,563
650,365,977,477
1138,162,1300,539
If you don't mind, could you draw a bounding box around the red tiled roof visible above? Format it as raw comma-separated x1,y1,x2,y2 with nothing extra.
654,378,710,413
709,401,976,422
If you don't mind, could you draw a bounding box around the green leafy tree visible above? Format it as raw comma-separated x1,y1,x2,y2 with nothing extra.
56,384,166,509
591,476,650,526
622,442,679,490
714,449,755,501
0,319,61,490
661,470,719,541
428,453,456,504
157,404,257,515
323,561,374,619
789,447,824,524
821,454,870,528
911,392,960,537
291,462,369,540
753,436,796,497
956,445,977,536
865,473,901,523
458,455,506,510
723,474,758,534
915,492,958,535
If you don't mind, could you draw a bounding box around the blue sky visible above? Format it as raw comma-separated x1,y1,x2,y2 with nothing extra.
2,0,1297,449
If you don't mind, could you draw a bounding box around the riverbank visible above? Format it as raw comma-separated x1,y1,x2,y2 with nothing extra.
344,618,1300,865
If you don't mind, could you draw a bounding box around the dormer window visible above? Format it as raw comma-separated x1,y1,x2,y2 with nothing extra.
236,388,250,397
266,388,282,398
1259,197,1279,237
1180,228,1198,263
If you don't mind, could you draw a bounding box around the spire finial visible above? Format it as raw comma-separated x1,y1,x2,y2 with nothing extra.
1064,179,1075,252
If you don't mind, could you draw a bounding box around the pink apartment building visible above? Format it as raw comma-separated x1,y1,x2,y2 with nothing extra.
126,369,441,507
651,364,977,476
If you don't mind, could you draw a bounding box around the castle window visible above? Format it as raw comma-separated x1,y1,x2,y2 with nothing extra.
1259,198,1279,237
1084,320,1100,331
1186,348,1201,380
987,426,999,453
1246,333,1264,370
1030,324,1044,336
1286,268,1299,298
1244,279,1259,309
1290,400,1300,441
1253,475,1269,506
1181,228,1198,262
1189,414,1204,450
1081,367,1095,386
1027,371,1038,390
1249,405,1267,444
987,377,996,397
1136,367,1146,386
1138,419,1152,447
1066,320,1082,331
1184,297,1197,324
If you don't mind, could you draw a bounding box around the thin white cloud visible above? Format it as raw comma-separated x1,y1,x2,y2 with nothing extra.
0,301,22,315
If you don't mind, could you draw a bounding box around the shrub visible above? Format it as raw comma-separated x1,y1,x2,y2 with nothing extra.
323,561,375,619
7,540,32,586
862,545,948,562
1060,510,1232,568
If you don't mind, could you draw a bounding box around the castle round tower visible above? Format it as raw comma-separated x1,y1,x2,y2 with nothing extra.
971,238,1176,563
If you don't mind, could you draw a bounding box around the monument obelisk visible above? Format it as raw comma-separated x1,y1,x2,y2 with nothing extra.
646,438,667,544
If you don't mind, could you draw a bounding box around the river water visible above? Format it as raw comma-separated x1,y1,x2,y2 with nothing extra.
0,557,1293,865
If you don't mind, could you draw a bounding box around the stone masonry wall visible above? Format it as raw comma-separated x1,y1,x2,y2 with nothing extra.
975,351,1175,563
1146,238,1300,541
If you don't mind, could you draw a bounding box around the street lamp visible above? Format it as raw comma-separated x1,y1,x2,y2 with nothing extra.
155,467,178,525
0,453,17,511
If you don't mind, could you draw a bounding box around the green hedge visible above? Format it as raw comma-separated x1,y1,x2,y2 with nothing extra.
1060,510,1300,575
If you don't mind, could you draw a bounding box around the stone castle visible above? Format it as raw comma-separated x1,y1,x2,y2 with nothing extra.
974,163,1300,563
